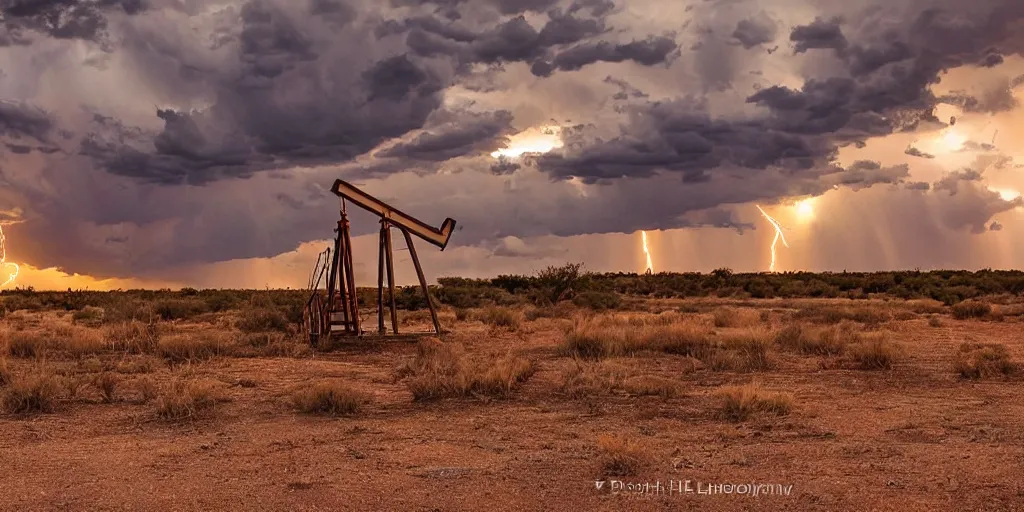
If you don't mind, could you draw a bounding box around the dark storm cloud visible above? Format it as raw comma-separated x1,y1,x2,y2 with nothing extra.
905,181,931,191
374,109,515,161
790,17,847,54
905,146,935,159
531,0,1024,195
989,221,1002,231
380,8,678,77
0,100,56,148
732,14,777,49
534,96,838,184
389,0,561,15
1,0,145,46
933,169,983,195
530,36,679,77
78,0,453,185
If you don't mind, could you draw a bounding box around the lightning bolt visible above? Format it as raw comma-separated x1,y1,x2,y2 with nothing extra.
641,230,654,274
0,223,19,288
755,205,789,272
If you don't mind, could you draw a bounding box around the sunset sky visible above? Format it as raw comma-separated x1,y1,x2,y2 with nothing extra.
1,0,1023,290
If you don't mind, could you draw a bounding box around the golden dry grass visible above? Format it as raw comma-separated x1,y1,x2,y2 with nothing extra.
712,307,760,328
596,434,648,477
93,372,119,403
850,334,901,370
106,321,160,354
716,382,794,422
401,339,534,400
955,343,1017,379
2,370,61,414
157,333,235,363
153,379,226,421
292,380,367,416
479,307,522,330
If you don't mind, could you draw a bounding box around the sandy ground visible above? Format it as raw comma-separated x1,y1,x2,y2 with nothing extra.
2,302,1024,512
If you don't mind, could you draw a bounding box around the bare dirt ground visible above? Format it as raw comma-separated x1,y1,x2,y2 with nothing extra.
2,298,1024,511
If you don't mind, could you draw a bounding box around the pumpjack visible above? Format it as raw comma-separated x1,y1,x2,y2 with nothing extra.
303,179,457,346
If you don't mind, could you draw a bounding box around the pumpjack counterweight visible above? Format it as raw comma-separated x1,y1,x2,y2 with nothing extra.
302,179,456,346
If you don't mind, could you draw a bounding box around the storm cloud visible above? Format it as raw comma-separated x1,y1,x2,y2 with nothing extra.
0,0,1023,283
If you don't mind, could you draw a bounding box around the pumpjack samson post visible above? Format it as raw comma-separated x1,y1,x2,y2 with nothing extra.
303,179,457,346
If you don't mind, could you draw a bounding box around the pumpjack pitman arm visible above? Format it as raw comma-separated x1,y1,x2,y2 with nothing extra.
329,179,457,250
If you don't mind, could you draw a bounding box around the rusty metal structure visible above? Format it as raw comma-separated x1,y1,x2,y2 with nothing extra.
303,179,456,346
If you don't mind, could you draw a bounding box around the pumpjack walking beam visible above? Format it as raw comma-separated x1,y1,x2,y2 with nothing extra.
302,179,457,344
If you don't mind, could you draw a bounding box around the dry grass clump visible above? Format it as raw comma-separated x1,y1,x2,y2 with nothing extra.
955,343,1017,379
775,323,854,356
6,331,46,358
2,370,61,414
951,300,992,320
135,377,159,403
928,316,943,328
562,315,714,359
716,382,793,422
849,333,901,370
0,357,11,387
153,379,226,421
619,375,681,398
597,434,648,477
479,307,522,330
157,332,234,362
714,329,773,372
794,304,891,325
106,321,160,354
292,380,367,416
712,307,759,328
562,314,771,372
64,328,107,358
236,307,290,333
561,360,631,397
93,372,120,403
400,339,534,400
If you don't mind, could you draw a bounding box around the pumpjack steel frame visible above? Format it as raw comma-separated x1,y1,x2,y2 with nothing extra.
303,179,456,346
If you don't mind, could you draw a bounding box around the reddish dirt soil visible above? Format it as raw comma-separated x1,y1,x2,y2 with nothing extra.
2,302,1024,512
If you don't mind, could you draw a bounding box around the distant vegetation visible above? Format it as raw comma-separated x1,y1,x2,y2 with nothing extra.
1,265,1023,320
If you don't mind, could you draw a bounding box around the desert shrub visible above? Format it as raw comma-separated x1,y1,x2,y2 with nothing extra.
951,300,992,320
955,343,1017,379
292,380,367,416
850,334,900,370
236,307,290,333
479,307,522,330
928,316,943,328
717,383,793,422
101,298,156,323
2,371,60,414
1,295,44,312
454,308,471,321
153,379,225,421
106,321,160,354
0,357,10,387
572,291,621,311
597,434,648,476
72,306,105,325
534,262,585,304
153,298,209,321
157,333,234,362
